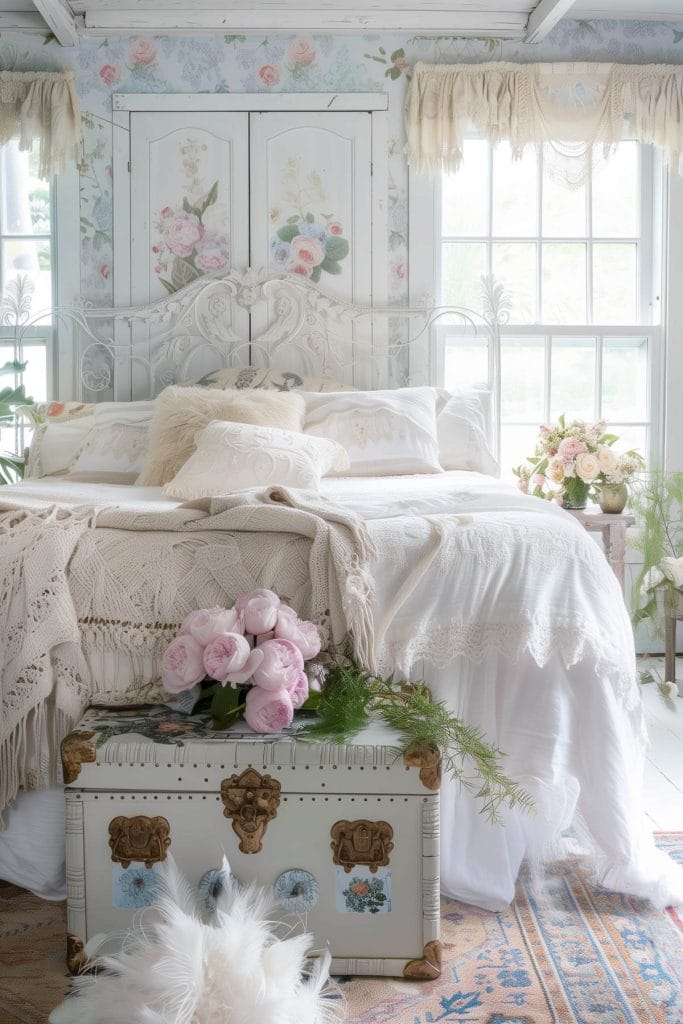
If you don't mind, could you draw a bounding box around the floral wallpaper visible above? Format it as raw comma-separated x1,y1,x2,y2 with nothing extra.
0,20,681,304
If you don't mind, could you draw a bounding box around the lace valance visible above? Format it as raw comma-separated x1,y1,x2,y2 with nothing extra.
0,70,81,178
406,61,683,184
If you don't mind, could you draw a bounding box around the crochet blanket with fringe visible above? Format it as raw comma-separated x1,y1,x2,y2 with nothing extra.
0,487,376,818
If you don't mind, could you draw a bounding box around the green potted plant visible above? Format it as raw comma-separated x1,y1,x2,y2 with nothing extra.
630,470,683,635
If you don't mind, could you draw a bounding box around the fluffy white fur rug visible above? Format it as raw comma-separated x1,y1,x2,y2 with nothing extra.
50,857,341,1024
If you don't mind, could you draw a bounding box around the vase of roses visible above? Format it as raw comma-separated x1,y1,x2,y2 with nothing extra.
161,590,322,733
514,415,643,510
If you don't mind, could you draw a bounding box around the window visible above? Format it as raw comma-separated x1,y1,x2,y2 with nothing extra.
434,138,663,475
0,140,54,455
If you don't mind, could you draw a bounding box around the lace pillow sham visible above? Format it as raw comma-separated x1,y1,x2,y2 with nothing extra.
69,422,150,477
163,419,349,499
137,386,307,486
302,386,443,476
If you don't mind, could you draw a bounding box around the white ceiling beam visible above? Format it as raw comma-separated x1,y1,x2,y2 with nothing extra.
31,0,80,45
82,9,529,36
524,0,576,43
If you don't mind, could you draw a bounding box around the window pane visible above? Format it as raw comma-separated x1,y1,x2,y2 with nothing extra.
492,143,538,236
442,139,488,237
441,241,486,308
501,338,545,421
2,240,52,320
542,171,586,238
550,337,596,421
593,244,637,324
1,141,50,235
542,243,586,323
602,337,648,421
592,142,638,238
500,423,541,479
608,424,648,464
492,242,535,323
444,336,488,390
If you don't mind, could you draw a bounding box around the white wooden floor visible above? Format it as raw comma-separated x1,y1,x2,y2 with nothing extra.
639,656,683,831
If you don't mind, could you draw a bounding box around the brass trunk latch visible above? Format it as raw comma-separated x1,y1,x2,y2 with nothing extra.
331,819,394,873
220,767,281,854
108,815,171,869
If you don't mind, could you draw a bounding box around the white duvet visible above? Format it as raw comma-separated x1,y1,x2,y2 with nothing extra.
1,471,682,911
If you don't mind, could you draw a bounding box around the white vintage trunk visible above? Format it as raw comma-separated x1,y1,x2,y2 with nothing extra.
62,708,441,979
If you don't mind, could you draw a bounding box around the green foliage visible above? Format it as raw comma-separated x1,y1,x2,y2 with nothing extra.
277,224,300,244
629,470,683,634
303,662,534,823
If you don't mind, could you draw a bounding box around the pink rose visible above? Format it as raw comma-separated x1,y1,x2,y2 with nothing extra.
290,263,313,277
203,632,251,684
557,437,587,461
285,670,309,709
129,39,157,67
99,64,120,87
258,64,280,86
180,607,242,646
532,474,546,487
154,265,162,274
517,479,528,493
161,206,172,219
251,638,304,691
161,635,205,693
394,57,407,70
244,685,294,733
195,235,230,272
291,234,325,267
274,606,321,660
394,263,406,279
288,37,316,68
152,245,160,254
163,212,205,257
99,262,111,280
328,222,343,235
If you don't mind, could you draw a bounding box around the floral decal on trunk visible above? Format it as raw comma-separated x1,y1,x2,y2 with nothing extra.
152,138,230,294
270,157,349,283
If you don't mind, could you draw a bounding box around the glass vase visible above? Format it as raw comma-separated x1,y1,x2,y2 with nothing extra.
598,482,628,514
562,478,590,510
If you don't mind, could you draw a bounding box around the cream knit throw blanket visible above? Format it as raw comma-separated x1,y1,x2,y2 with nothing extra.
0,487,376,816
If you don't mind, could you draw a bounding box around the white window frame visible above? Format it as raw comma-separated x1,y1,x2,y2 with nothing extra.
409,144,669,471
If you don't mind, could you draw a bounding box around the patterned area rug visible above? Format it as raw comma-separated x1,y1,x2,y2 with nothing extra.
1,836,681,1024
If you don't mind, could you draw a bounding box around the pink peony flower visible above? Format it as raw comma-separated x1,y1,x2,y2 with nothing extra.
251,638,304,691
129,38,157,67
223,646,265,686
328,221,343,235
160,206,173,219
258,64,280,86
99,64,120,87
285,670,309,709
163,212,205,257
241,596,279,636
290,262,313,277
161,635,205,693
235,589,280,613
203,632,251,683
290,234,325,267
195,235,230,272
557,437,587,461
274,606,321,660
244,685,294,733
288,37,316,68
180,607,242,646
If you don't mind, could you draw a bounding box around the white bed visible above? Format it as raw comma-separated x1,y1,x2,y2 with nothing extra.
1,270,681,913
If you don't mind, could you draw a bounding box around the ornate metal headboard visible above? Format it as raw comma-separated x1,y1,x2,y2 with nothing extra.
24,268,505,453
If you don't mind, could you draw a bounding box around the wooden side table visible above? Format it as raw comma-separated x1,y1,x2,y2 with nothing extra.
664,590,683,687
566,506,635,596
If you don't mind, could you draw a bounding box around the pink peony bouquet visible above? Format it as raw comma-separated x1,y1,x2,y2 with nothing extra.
161,590,322,734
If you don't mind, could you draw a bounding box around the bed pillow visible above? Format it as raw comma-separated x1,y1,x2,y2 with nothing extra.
436,390,500,475
186,366,355,393
69,422,150,479
18,400,93,426
303,386,442,477
137,386,306,486
163,419,349,499
25,417,96,478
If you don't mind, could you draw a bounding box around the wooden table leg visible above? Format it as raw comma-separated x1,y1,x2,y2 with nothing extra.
665,613,677,684
605,523,627,595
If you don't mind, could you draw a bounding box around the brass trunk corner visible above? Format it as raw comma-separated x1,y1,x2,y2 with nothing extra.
403,741,442,790
60,730,96,784
403,940,443,980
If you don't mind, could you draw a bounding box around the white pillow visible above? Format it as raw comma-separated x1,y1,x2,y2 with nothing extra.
163,419,349,499
69,422,150,478
26,416,95,477
302,386,442,477
436,390,499,475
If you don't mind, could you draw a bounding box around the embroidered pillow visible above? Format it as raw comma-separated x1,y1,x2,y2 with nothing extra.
186,367,355,393
302,386,442,476
436,390,499,475
137,386,306,486
163,419,349,499
25,417,96,478
69,422,150,479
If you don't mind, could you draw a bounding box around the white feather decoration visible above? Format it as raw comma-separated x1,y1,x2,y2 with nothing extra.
50,857,343,1024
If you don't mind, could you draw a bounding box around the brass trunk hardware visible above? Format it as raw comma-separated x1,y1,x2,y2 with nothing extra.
220,768,281,854
108,815,171,869
330,819,394,873
66,932,97,975
403,940,443,980
60,730,96,784
403,741,442,791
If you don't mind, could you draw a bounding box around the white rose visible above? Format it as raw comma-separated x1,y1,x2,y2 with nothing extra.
575,451,600,482
660,556,683,589
596,446,618,473
547,456,564,484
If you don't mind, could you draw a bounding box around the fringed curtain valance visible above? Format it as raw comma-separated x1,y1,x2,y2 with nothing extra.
0,70,80,178
406,61,683,183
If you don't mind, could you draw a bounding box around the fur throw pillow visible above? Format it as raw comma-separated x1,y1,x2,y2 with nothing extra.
136,386,306,486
